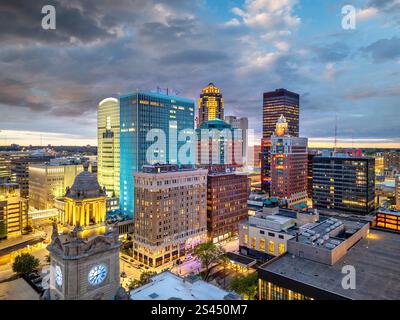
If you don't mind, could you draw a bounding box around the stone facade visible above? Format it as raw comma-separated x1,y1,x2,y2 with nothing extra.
47,224,121,300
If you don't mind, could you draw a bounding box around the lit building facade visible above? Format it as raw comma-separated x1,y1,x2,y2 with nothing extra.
312,156,376,215
63,163,107,228
132,164,207,268
0,153,11,182
261,89,300,193
374,209,400,232
197,83,224,127
120,92,194,218
207,168,249,243
29,163,84,210
270,116,308,208
384,151,400,170
98,97,120,198
0,183,29,238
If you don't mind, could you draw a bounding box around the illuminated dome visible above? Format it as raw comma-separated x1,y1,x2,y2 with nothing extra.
67,163,106,199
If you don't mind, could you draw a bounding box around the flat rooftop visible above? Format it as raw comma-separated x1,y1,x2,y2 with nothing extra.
0,278,39,300
130,271,239,300
259,229,400,300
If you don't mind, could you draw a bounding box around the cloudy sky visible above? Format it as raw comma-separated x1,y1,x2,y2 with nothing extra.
0,0,399,147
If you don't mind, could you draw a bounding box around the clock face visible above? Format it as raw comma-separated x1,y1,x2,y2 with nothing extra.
55,265,63,287
88,264,108,286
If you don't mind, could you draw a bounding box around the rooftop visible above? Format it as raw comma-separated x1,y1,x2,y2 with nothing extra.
130,271,240,300
259,229,400,300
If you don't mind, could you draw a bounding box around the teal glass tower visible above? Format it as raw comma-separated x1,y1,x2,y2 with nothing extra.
119,91,195,217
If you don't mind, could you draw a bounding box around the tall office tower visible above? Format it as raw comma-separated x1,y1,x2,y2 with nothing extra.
396,175,400,210
207,167,249,243
262,89,300,193
132,164,207,268
225,116,249,167
29,162,84,210
120,91,195,218
0,183,29,238
197,83,224,127
196,119,242,166
270,116,308,208
97,97,120,198
313,156,376,215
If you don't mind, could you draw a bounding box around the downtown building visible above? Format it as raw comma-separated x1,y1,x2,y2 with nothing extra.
312,156,376,215
196,119,243,167
225,116,249,168
261,89,300,193
29,160,84,210
257,220,400,300
197,83,224,127
97,97,120,198
270,115,308,208
132,164,207,268
0,182,29,238
119,91,195,218
206,166,249,243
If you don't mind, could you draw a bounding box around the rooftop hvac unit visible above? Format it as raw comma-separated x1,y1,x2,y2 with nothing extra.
325,243,336,249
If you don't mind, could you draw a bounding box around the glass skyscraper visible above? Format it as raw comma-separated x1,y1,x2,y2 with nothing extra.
97,97,120,198
119,91,195,217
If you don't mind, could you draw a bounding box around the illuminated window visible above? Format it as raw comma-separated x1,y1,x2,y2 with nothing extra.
268,241,275,255
251,237,256,249
260,239,265,252
243,234,248,245
278,243,285,254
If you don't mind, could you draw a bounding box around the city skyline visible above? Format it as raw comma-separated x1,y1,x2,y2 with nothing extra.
0,0,399,148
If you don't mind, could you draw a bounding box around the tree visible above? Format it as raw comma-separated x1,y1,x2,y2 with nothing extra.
45,254,51,264
0,221,7,240
128,271,157,290
12,253,40,275
229,272,258,300
192,242,226,280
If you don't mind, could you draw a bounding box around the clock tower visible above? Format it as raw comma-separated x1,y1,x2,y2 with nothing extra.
46,163,124,300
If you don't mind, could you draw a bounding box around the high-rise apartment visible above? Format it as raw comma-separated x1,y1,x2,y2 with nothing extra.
312,156,376,215
197,83,224,127
270,115,308,208
132,164,207,268
119,91,194,217
97,97,120,198
262,89,300,193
